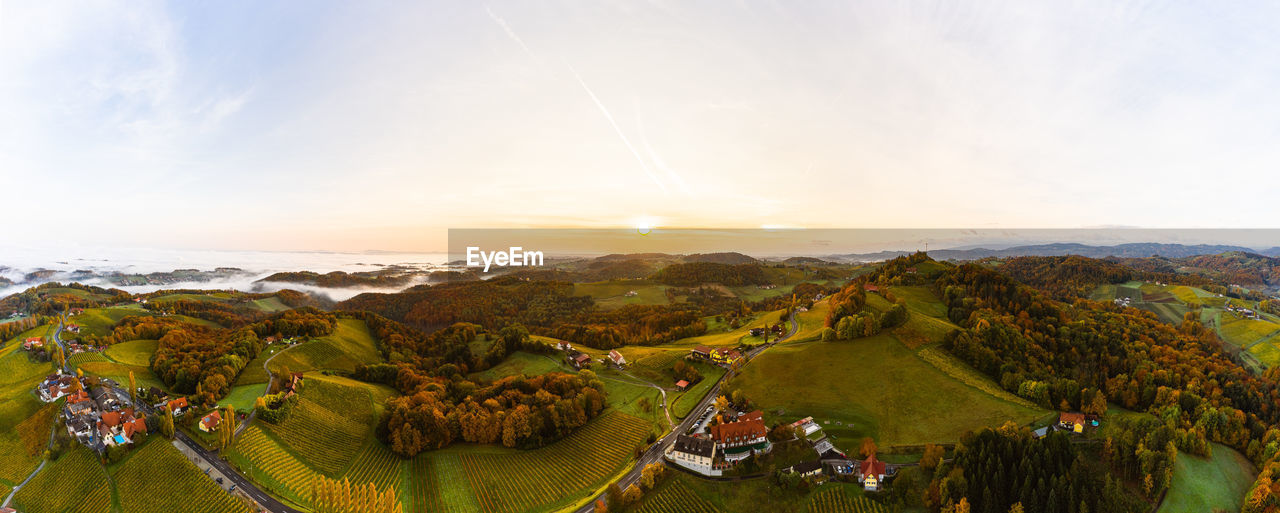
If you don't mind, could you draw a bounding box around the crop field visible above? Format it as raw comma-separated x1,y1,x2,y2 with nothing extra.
104,338,159,366
805,485,887,513
12,448,111,513
0,348,51,390
1249,341,1280,368
471,351,563,381
790,299,831,342
229,425,318,505
342,439,406,503
267,319,382,374
251,296,291,313
415,411,650,513
74,358,166,392
1158,443,1256,513
732,334,1045,448
67,306,156,337
69,351,108,367
669,309,785,348
115,439,253,513
634,477,720,513
234,345,283,386
1219,313,1280,347
622,347,690,383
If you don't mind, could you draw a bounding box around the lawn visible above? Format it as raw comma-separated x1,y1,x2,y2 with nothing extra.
789,299,831,343
1158,443,1256,513
267,318,382,374
219,382,269,411
730,334,1045,450
670,363,725,419
104,338,159,366
250,296,291,313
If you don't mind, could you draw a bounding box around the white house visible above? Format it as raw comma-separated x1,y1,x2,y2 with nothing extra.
608,350,627,367
667,435,717,475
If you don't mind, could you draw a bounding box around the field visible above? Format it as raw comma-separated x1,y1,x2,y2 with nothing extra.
805,485,887,513
114,439,254,513
251,296,291,313
267,318,382,374
413,411,650,513
731,334,1045,449
12,447,111,513
104,338,159,366
73,353,167,392
669,309,785,348
229,374,397,506
66,306,156,337
670,363,725,419
219,382,269,411
1158,443,1256,513
789,299,831,342
470,351,563,381
1219,312,1280,347
574,280,670,310
633,477,720,513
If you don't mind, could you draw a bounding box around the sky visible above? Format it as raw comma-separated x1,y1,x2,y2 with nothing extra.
2,1,1279,253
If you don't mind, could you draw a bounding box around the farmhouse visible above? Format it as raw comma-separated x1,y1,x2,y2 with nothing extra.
624,290,638,297
608,350,627,367
788,416,821,436
569,352,592,369
675,380,690,391
710,348,742,366
199,411,222,432
690,345,713,360
859,453,887,491
749,328,765,337
66,323,80,333
667,434,717,475
787,460,824,478
1059,412,1086,433
69,307,84,315
23,337,44,351
167,397,190,415
556,341,572,352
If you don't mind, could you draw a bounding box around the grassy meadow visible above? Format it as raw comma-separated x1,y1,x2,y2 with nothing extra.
1158,443,1256,513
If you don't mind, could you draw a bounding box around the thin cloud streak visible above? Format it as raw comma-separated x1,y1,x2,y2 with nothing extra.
565,61,669,194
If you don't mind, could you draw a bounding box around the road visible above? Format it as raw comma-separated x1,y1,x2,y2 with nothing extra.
3,316,70,508
175,431,303,513
234,345,287,437
574,310,800,513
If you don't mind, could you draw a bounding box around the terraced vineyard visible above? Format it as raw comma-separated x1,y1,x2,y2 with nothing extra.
805,486,887,513
261,396,367,473
115,440,253,513
12,448,110,513
230,425,318,505
634,478,720,513
267,319,382,374
411,412,649,513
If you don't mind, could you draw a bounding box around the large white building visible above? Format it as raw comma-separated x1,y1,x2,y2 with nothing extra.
667,435,718,475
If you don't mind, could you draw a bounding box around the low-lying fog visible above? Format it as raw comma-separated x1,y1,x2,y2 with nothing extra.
0,246,448,302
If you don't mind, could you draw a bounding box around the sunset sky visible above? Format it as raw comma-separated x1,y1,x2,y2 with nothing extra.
3,1,1279,252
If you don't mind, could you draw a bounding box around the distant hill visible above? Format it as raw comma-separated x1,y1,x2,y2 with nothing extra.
832,243,1270,262
681,252,758,264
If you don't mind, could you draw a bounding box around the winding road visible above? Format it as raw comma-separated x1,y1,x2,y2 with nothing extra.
573,310,799,513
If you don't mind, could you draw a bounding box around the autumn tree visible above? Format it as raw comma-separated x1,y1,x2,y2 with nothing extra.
128,371,138,405
158,405,175,439
640,462,665,490
621,485,642,505
860,437,878,459
920,443,944,471
606,483,623,509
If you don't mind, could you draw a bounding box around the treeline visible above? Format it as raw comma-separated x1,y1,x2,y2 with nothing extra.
997,256,1135,300
337,278,593,332
547,304,706,349
920,424,1149,513
0,282,128,315
650,262,769,287
144,298,257,327
375,368,607,456
0,316,49,342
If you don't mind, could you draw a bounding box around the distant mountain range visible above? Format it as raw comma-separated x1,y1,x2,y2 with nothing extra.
830,243,1280,262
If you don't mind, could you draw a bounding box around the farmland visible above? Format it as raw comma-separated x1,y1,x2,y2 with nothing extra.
574,280,671,310
266,318,382,374
228,425,318,506
633,477,720,513
470,351,563,381
730,334,1045,449
103,338,159,366
114,439,254,513
12,448,111,513
412,411,650,513
805,485,887,513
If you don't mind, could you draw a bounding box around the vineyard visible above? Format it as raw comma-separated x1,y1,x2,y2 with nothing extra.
103,338,159,366
633,478,720,513
12,448,110,513
258,377,375,474
114,439,253,513
425,411,651,513
267,319,382,374
805,486,888,513
411,451,482,513
342,439,406,503
230,425,319,505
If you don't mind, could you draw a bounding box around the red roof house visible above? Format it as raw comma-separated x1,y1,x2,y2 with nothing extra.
859,453,887,490
199,411,222,432
675,380,690,390
710,419,767,447
167,397,189,412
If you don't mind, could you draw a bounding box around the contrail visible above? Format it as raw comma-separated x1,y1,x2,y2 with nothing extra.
484,4,537,60
637,113,691,195
565,62,668,194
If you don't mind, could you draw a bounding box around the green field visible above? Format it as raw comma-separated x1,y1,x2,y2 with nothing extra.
670,363,725,419
67,306,155,337
219,382,269,411
1158,443,1256,513
731,334,1045,450
574,280,671,310
789,299,831,342
12,447,111,513
250,296,291,313
633,473,878,513
267,318,382,374
470,351,563,381
413,411,650,513
104,338,159,366
114,439,253,513
669,309,785,348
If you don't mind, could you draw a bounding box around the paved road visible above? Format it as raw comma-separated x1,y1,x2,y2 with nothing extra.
3,316,71,508
574,310,800,513
234,345,287,437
